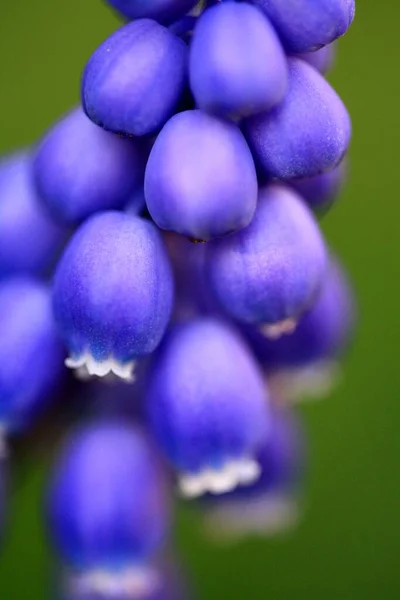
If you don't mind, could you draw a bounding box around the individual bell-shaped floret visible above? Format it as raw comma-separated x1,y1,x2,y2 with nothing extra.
145,110,257,241
203,407,305,539
297,43,335,75
164,233,221,320
251,0,355,53
106,0,198,24
48,422,170,599
246,258,355,402
53,212,174,381
33,108,146,226
206,185,327,337
0,277,65,434
0,153,64,278
189,2,288,118
82,20,188,137
146,318,270,498
289,160,347,214
245,58,351,179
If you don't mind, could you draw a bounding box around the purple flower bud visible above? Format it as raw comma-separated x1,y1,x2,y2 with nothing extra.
245,258,355,401
204,407,305,538
206,185,327,333
251,0,355,53
165,233,220,320
0,153,64,278
48,422,170,597
146,318,270,498
289,160,347,214
82,20,188,137
245,58,351,179
189,2,288,118
33,108,146,226
53,212,174,381
296,43,336,75
145,110,257,241
0,277,65,433
106,0,198,25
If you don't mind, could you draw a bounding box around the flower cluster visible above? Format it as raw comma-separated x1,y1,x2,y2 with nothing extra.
0,1,356,598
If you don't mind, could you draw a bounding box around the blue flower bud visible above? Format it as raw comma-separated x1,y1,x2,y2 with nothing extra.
0,277,65,433
189,2,288,118
106,0,198,25
245,258,355,402
48,422,170,597
53,212,174,381
146,318,270,497
33,108,146,226
203,407,305,538
145,110,257,241
297,43,336,75
165,233,222,320
289,160,347,214
0,153,64,279
82,20,188,137
251,0,355,53
245,58,351,179
207,185,327,335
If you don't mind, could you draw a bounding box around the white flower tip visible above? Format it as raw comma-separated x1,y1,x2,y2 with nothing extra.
65,352,136,382
268,360,340,404
68,566,159,598
205,494,300,541
260,318,298,340
179,457,261,499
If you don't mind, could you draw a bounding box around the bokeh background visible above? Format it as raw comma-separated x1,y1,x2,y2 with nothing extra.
1,1,399,598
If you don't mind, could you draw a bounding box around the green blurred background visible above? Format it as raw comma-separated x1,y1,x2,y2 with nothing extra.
1,1,399,598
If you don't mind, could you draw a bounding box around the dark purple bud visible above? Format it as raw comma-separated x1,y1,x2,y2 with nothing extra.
53,212,174,381
189,2,288,118
245,58,351,179
48,422,170,596
207,185,327,334
0,277,65,433
145,110,257,241
33,108,146,226
251,0,355,53
146,318,270,497
82,20,188,137
0,153,64,279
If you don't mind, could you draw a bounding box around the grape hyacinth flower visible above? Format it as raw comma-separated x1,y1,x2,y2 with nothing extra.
251,0,355,53
245,259,355,402
82,20,187,137
0,153,64,279
106,0,199,25
189,2,288,118
146,319,270,498
33,108,146,226
204,408,305,539
164,233,221,320
207,185,327,337
53,212,174,381
48,422,170,598
289,161,347,215
0,277,65,436
297,43,336,75
245,57,351,180
145,110,257,241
